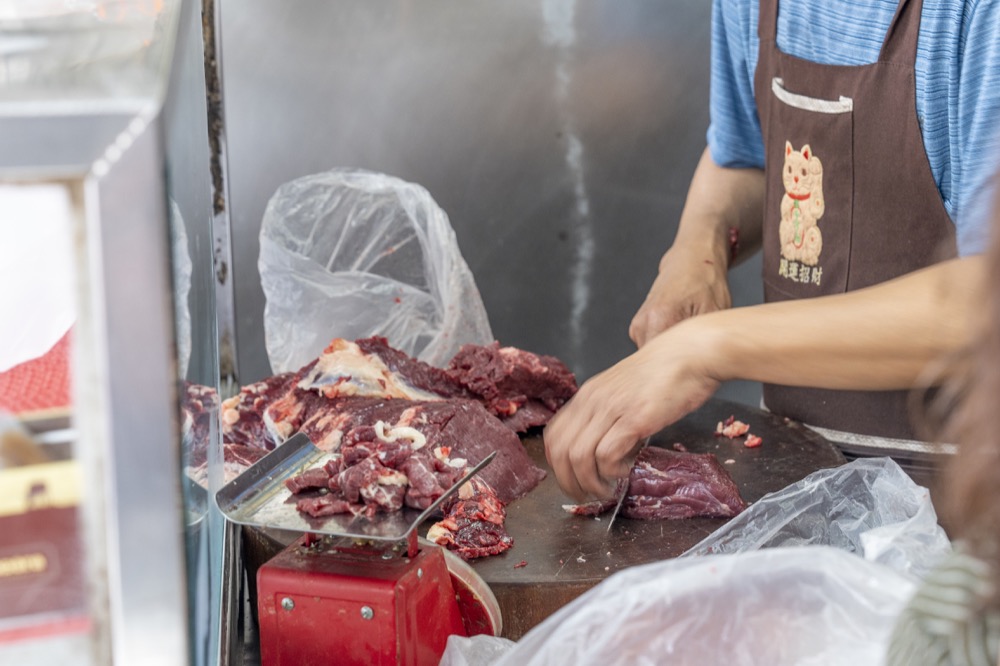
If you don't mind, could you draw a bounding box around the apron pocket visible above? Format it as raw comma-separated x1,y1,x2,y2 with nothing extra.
763,77,854,300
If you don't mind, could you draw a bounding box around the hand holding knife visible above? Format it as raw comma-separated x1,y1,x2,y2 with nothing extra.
605,436,650,532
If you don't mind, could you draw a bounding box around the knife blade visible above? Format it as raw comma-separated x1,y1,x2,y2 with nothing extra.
605,436,650,533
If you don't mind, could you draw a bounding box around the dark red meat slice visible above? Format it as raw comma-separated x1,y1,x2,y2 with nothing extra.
623,447,746,519
562,448,746,520
296,495,362,518
285,467,332,494
400,450,449,510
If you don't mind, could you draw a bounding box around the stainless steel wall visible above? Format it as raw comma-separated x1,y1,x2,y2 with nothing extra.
219,0,763,405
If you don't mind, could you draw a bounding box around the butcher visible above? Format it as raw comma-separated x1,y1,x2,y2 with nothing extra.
543,0,1000,502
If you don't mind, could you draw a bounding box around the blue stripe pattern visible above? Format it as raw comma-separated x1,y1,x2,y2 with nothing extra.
708,0,1000,255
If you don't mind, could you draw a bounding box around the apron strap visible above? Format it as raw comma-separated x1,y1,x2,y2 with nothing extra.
878,0,924,66
757,0,778,42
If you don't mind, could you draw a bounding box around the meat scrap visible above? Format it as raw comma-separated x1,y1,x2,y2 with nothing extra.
715,415,750,439
563,447,747,521
561,477,627,516
713,415,763,448
426,478,513,560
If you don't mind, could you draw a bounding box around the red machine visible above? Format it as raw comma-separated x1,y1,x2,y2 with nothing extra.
257,533,493,665
218,436,501,666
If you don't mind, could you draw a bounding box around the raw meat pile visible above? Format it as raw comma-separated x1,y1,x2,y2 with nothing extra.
221,336,577,453
565,447,747,520
211,336,575,558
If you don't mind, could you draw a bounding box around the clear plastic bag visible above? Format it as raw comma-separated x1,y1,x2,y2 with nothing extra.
440,458,950,665
485,547,916,666
259,169,493,373
683,457,951,579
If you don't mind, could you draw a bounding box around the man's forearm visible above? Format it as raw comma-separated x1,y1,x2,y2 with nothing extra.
670,146,766,268
691,256,984,390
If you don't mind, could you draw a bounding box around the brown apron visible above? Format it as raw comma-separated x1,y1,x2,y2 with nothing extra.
754,0,956,441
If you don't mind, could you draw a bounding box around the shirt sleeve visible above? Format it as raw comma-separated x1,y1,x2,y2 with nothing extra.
951,0,1000,256
706,0,766,169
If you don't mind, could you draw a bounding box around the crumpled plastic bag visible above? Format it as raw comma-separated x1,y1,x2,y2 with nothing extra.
259,169,493,373
682,456,951,579
460,547,916,666
440,457,950,666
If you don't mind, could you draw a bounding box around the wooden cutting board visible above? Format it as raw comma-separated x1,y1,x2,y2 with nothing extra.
468,397,845,639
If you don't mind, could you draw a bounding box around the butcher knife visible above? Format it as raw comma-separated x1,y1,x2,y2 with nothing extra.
605,436,650,532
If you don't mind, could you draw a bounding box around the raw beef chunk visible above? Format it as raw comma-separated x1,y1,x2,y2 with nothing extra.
284,397,544,504
563,447,746,521
446,343,577,422
427,478,513,560
285,421,515,558
624,447,746,519
226,337,577,454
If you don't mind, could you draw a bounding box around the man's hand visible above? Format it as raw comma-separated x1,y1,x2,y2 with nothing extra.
629,243,731,348
544,320,722,502
629,147,766,348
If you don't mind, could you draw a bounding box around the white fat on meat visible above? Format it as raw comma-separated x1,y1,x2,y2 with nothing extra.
308,412,351,451
297,340,443,401
220,395,241,427
263,408,294,444
377,469,409,486
426,522,453,545
374,420,427,450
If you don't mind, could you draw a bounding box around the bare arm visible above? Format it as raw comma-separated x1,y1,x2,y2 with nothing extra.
629,146,766,347
705,256,982,389
546,255,984,501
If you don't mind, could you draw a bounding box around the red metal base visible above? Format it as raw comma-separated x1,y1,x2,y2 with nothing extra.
257,536,468,666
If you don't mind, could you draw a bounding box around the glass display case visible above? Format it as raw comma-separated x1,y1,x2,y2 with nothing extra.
0,1,227,664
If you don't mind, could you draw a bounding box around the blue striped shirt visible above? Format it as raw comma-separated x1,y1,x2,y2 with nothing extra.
708,0,1000,256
